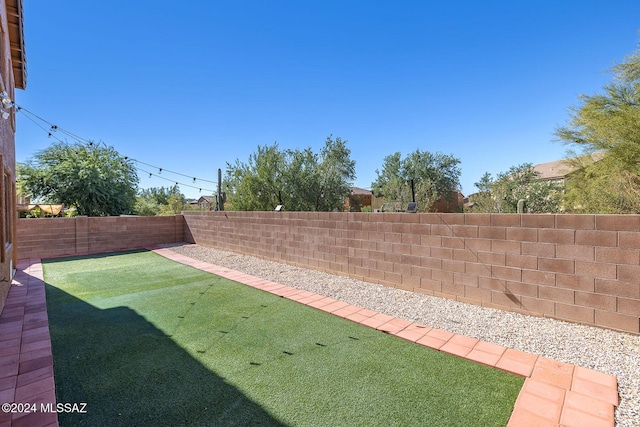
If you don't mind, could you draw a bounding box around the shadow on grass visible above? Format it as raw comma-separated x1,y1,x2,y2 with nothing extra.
46,283,288,427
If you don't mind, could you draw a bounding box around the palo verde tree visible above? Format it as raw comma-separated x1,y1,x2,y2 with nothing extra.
17,141,138,216
555,43,640,213
371,149,461,212
224,136,356,211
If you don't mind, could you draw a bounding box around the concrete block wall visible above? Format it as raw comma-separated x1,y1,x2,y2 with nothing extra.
17,215,184,260
183,211,640,334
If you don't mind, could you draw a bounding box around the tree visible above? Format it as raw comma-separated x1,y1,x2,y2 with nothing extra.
17,141,138,216
468,164,563,213
224,136,356,211
159,193,187,215
134,185,186,216
371,149,461,212
468,172,500,212
555,44,640,213
313,136,356,211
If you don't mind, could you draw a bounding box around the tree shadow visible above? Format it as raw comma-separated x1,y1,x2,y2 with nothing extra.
45,283,288,427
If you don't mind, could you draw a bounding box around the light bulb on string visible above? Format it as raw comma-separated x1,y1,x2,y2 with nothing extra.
17,106,227,194
0,91,12,107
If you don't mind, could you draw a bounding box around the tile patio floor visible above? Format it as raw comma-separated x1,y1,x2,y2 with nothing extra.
0,248,619,427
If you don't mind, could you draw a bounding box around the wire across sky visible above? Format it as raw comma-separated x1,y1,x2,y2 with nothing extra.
17,106,219,196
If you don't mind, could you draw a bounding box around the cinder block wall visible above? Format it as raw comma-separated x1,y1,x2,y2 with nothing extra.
17,215,184,260
183,211,640,334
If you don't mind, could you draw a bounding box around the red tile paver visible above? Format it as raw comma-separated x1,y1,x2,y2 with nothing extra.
393,323,432,342
530,357,574,390
0,259,58,427
571,376,619,407
496,348,539,377
343,310,374,323
306,296,337,309
511,387,564,423
439,334,480,358
377,317,413,334
465,340,507,367
298,293,332,305
318,300,351,314
330,305,364,318
415,329,451,350
507,407,560,427
563,390,615,425
359,312,395,329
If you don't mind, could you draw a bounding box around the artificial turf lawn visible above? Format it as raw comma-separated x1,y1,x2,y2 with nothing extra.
43,250,524,427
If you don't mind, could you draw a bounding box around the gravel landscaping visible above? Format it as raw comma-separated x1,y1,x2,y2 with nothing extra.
164,243,640,427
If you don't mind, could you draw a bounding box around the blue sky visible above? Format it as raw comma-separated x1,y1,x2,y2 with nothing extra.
15,1,640,199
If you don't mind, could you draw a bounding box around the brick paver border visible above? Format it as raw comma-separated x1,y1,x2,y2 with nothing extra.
0,259,58,427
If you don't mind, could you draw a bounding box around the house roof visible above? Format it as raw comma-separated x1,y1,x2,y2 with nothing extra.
350,187,372,195
198,196,215,203
533,159,574,180
6,0,26,89
533,153,604,180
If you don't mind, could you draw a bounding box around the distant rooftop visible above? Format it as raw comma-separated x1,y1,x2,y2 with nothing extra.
350,187,372,195
533,159,574,180
533,153,604,180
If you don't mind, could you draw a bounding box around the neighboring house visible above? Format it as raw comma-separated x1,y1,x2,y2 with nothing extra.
197,195,216,210
344,187,373,212
0,0,26,312
429,190,464,213
532,159,575,185
533,153,604,185
464,155,605,211
17,203,65,218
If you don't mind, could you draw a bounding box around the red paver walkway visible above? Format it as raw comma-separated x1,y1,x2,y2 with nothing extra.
0,249,619,427
151,246,619,427
0,259,58,427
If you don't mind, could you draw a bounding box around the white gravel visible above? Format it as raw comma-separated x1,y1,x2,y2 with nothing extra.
163,243,640,427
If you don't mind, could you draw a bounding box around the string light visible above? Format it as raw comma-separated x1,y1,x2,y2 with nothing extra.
0,91,14,117
16,106,219,194
0,91,13,107
129,158,217,184
136,167,215,193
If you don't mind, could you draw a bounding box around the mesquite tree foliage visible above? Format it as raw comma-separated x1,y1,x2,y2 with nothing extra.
18,141,138,216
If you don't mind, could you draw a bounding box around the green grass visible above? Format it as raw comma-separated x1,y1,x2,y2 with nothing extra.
43,250,523,427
